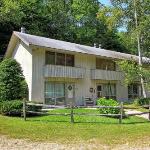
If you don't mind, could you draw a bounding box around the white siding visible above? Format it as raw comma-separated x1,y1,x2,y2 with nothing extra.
75,53,96,105
44,65,85,78
12,42,32,100
32,48,45,103
91,69,124,80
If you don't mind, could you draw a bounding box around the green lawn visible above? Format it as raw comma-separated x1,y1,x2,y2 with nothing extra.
124,103,149,112
0,108,150,146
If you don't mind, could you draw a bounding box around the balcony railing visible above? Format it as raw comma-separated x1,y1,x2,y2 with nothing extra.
91,69,124,80
44,65,85,79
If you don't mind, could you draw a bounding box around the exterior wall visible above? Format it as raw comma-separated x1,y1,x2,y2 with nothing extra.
32,48,45,103
30,48,131,105
74,53,96,105
12,44,150,105
12,42,32,100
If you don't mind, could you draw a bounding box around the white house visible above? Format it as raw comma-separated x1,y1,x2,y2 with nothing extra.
5,31,150,105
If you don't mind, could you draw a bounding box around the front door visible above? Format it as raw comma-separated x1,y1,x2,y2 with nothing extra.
66,84,75,105
97,85,102,98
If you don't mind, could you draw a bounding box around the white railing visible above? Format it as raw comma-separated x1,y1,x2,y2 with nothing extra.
44,65,85,79
91,69,124,80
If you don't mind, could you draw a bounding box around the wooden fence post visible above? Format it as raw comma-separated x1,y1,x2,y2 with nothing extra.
23,98,26,121
70,105,74,123
148,101,150,121
119,102,123,124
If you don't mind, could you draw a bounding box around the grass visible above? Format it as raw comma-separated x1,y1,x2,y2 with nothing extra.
0,108,150,146
124,103,149,112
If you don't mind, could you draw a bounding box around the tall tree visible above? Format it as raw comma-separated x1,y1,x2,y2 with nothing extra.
96,4,128,52
110,0,150,56
110,0,150,97
0,0,131,57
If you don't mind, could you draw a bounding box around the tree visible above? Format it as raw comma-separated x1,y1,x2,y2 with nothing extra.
0,0,130,57
117,60,150,95
0,59,28,100
107,0,150,97
96,5,129,53
110,0,150,56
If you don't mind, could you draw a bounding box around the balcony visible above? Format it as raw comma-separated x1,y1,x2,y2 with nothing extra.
91,69,124,80
44,65,85,79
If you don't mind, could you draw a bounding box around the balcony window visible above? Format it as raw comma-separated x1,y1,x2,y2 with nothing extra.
128,84,139,99
45,51,55,65
56,53,65,65
96,58,115,71
66,54,74,67
45,51,74,67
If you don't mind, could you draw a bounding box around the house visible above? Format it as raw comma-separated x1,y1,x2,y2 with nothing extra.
5,31,150,105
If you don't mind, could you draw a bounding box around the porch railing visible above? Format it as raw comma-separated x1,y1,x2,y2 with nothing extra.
44,65,85,79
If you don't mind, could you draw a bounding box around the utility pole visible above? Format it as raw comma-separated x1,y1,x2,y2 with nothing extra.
133,0,146,98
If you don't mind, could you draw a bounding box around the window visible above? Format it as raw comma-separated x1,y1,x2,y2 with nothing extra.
56,53,65,65
45,82,65,105
96,58,116,71
45,51,55,65
102,84,116,99
128,84,139,99
66,54,74,66
45,51,74,67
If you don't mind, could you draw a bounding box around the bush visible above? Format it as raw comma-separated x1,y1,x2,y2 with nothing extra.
0,58,28,100
97,97,120,114
134,98,150,106
0,100,23,116
20,80,28,99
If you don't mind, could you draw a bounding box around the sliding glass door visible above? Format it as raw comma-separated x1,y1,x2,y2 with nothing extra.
45,82,65,105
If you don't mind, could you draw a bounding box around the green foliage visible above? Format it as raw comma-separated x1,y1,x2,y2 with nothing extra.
0,100,23,116
111,0,150,56
20,80,28,99
117,60,150,90
134,98,150,106
117,60,140,85
97,98,120,114
0,0,130,57
0,58,28,100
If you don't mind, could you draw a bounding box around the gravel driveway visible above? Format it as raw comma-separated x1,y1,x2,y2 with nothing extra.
0,135,150,150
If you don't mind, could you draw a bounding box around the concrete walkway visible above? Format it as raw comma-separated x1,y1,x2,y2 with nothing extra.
125,109,149,120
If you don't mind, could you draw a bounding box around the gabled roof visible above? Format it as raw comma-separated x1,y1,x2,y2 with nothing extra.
5,31,150,63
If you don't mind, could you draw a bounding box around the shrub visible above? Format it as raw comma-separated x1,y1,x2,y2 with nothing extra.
0,100,23,116
134,98,150,106
97,97,120,114
20,80,28,99
0,58,28,100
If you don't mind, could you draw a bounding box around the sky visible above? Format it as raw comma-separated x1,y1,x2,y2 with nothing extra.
99,0,111,6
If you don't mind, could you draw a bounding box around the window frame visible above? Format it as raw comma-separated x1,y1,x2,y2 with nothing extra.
45,51,74,67
45,81,66,105
96,58,116,71
128,84,139,99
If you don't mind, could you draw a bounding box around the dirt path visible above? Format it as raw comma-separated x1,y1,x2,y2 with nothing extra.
0,135,150,150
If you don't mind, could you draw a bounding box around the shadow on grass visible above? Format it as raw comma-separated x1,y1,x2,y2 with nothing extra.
25,118,149,125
